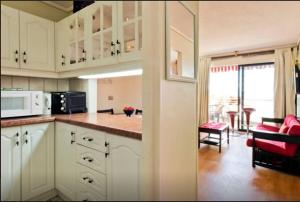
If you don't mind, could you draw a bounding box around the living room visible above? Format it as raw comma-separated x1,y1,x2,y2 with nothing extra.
197,1,300,200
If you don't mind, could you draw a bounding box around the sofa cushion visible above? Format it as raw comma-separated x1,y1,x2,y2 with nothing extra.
284,114,298,127
256,123,280,132
279,124,289,134
247,138,298,157
287,124,300,137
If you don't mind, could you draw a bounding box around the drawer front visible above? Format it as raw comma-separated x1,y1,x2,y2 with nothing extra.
76,144,106,174
77,164,106,197
77,183,106,201
76,126,106,152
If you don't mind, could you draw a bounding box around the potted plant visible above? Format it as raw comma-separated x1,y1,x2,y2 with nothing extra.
123,106,135,117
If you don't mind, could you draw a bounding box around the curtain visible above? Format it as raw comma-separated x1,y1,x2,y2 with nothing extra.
274,48,297,118
197,57,211,125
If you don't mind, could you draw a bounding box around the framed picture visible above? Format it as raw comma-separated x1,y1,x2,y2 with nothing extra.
165,1,197,82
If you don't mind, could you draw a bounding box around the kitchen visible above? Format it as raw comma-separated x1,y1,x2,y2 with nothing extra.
1,1,199,201
1,1,143,201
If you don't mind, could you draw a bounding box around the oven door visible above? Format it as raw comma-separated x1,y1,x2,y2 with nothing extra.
1,91,32,118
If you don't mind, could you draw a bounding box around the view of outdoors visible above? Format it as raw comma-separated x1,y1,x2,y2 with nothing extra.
209,63,274,131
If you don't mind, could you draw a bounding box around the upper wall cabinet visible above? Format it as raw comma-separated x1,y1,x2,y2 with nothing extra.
1,5,19,69
1,5,55,72
20,12,55,71
56,1,143,72
117,1,142,62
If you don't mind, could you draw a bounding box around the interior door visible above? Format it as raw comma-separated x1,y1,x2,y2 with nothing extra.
1,5,19,68
117,1,142,62
1,127,21,201
20,11,54,71
21,123,54,201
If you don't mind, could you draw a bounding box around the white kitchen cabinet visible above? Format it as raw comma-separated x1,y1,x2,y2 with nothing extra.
1,5,19,69
55,1,142,72
55,122,77,201
1,123,54,201
106,134,141,201
55,19,67,72
21,123,54,201
1,127,21,201
20,11,55,71
88,1,118,67
117,1,142,62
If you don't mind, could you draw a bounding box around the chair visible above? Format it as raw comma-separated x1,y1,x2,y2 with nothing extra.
135,109,142,115
226,111,238,136
243,107,255,135
97,108,114,114
246,115,300,175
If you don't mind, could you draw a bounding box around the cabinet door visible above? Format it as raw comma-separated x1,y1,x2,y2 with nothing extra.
1,127,21,201
1,5,19,68
20,11,54,71
89,1,118,67
117,1,142,62
55,122,77,201
106,135,141,201
55,19,67,72
21,123,54,201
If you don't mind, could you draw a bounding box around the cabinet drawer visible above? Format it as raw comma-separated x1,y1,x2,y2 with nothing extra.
76,126,106,152
76,144,106,174
77,164,106,197
77,183,106,201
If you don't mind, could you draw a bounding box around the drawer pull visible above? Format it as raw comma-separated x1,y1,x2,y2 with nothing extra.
83,156,94,162
83,137,94,142
82,176,94,184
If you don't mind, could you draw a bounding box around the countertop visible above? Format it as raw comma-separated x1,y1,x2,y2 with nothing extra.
1,113,142,140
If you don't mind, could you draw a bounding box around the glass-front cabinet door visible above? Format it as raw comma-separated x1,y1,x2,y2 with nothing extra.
117,1,142,62
64,10,88,69
89,2,117,66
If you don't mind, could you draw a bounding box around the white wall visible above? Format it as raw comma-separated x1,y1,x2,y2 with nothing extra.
97,76,142,113
142,1,198,200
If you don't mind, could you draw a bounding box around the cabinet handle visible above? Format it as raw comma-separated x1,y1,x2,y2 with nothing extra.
61,54,66,66
111,51,115,56
116,40,121,55
82,176,93,184
23,51,27,63
15,50,19,63
15,132,19,146
82,137,93,142
70,131,75,144
24,131,28,144
83,156,94,162
82,49,87,62
105,141,110,158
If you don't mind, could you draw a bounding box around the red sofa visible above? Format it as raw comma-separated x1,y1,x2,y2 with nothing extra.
247,115,300,174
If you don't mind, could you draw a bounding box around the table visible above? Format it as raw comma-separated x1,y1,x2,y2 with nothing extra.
198,122,229,153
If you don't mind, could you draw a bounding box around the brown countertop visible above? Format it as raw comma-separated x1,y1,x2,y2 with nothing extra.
55,113,142,140
1,113,142,140
1,115,55,128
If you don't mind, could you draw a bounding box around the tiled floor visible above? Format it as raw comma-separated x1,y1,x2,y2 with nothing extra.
197,133,300,201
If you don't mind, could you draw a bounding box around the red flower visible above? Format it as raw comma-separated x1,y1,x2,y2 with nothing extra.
124,106,134,111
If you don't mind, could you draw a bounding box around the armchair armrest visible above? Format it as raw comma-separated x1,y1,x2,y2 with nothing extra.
261,117,284,124
252,129,300,144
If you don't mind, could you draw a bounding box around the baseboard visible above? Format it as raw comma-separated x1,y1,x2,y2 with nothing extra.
26,189,58,201
56,190,73,201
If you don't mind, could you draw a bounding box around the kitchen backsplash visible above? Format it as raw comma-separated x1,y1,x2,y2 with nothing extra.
1,75,69,92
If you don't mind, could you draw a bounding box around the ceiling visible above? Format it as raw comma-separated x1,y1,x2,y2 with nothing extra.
198,1,300,56
43,1,73,12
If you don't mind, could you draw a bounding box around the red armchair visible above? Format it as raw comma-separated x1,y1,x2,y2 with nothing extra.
246,115,300,174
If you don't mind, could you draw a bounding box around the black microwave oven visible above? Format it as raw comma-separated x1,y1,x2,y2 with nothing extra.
51,91,87,114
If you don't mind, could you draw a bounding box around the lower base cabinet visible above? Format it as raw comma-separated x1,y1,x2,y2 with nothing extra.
56,122,141,201
1,123,54,201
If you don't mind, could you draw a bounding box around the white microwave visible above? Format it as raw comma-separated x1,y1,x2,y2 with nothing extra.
1,91,44,118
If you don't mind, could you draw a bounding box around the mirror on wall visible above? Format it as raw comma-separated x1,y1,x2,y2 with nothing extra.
166,1,197,82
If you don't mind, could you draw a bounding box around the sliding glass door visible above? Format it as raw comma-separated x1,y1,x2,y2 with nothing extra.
239,63,274,130
209,62,274,132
